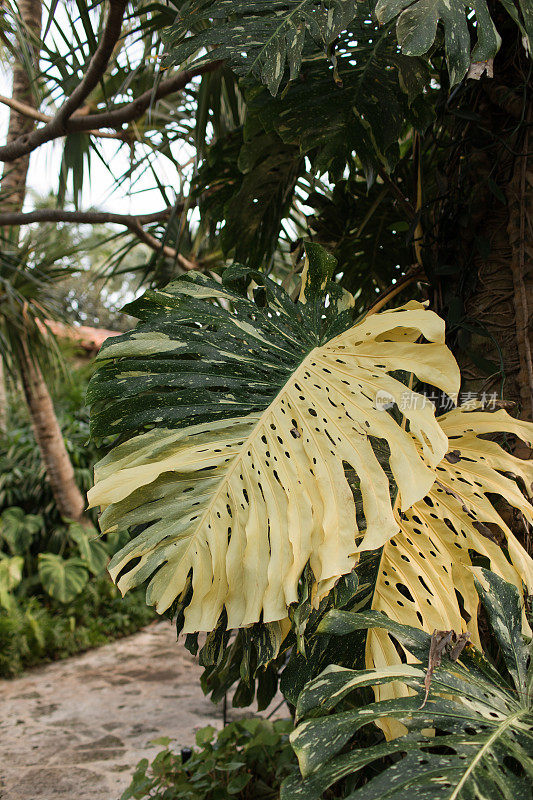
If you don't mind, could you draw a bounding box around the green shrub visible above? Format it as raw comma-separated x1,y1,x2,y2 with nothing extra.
0,409,97,526
121,718,296,800
0,365,153,677
0,361,98,525
0,579,153,677
0,506,129,604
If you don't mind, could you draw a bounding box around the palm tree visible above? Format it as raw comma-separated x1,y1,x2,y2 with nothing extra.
0,233,86,520
0,0,42,435
0,0,42,213
0,0,85,519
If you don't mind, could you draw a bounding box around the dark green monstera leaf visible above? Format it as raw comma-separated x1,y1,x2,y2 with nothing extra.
240,22,431,179
283,570,533,800
375,0,501,85
165,0,357,95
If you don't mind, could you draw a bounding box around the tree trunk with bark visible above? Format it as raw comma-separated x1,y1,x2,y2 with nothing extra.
0,0,43,214
0,0,44,433
1,0,86,520
428,15,532,429
19,348,85,521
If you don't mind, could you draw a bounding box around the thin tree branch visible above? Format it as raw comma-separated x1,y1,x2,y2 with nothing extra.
130,222,194,268
43,0,127,125
377,167,416,220
366,266,425,316
0,0,128,162
65,61,222,133
0,59,222,160
0,93,50,123
0,94,133,140
0,208,174,226
0,207,197,270
1,59,221,141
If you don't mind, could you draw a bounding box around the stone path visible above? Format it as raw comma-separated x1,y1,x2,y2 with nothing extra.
0,621,274,800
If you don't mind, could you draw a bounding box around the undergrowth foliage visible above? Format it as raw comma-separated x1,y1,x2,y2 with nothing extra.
0,503,153,677
0,578,153,678
121,719,296,800
0,369,153,677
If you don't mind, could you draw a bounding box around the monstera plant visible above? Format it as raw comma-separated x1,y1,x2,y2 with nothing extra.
284,570,533,799
87,243,459,629
87,243,533,680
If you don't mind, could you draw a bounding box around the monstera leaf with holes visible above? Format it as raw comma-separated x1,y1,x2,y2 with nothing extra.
244,19,433,179
364,406,533,737
166,0,357,95
283,570,533,800
274,402,533,718
374,0,504,85
87,243,460,634
167,4,431,178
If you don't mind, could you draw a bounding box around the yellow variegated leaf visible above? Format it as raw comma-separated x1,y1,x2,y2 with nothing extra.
367,407,533,738
88,265,459,634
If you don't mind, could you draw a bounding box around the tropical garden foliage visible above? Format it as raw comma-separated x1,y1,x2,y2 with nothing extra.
1,0,532,798
121,718,296,800
0,365,153,676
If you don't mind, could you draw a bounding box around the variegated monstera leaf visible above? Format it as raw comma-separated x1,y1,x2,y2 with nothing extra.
289,572,533,800
367,406,533,738
87,244,459,634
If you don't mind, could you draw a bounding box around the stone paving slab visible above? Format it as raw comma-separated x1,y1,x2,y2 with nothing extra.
0,621,275,800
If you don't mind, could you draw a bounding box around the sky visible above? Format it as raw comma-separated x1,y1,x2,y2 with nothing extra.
0,69,179,216
0,0,190,218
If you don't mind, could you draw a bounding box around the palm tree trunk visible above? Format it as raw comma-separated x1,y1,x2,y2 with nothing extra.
0,0,43,438
19,349,85,521
0,358,7,434
0,0,42,214
1,0,86,520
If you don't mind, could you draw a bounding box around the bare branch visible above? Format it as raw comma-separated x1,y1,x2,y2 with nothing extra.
65,61,222,132
0,94,133,140
0,93,50,124
377,167,416,220
0,58,221,159
0,208,174,226
0,0,128,162
367,266,425,316
0,207,197,270
129,222,195,269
